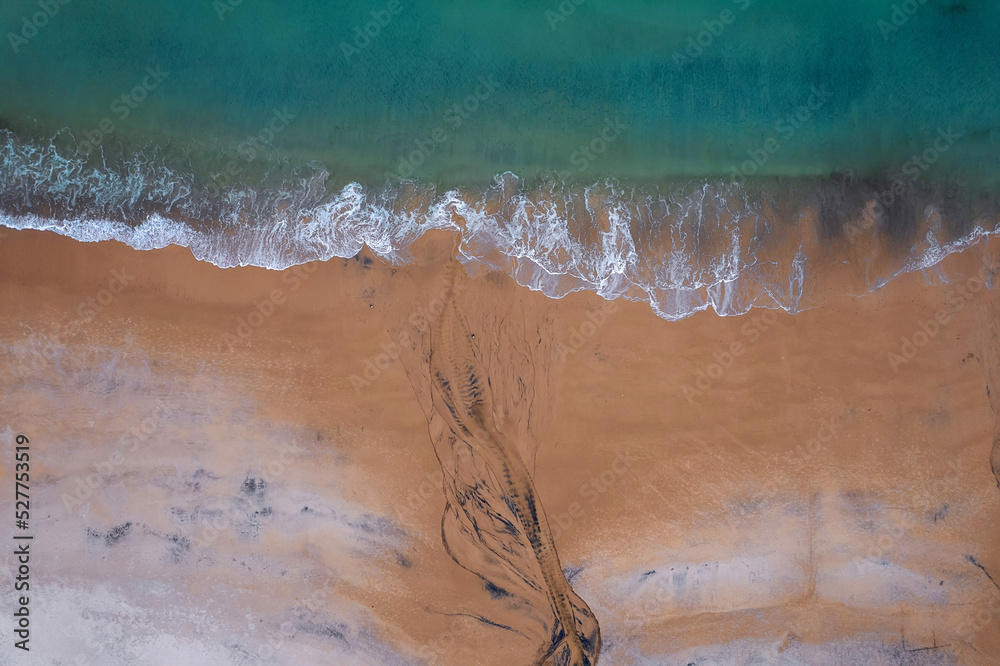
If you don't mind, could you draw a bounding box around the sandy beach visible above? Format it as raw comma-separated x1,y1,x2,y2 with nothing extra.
2,226,999,664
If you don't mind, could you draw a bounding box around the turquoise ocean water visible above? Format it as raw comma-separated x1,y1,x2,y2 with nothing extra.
1,0,998,317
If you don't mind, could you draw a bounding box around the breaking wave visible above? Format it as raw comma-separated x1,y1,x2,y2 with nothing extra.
2,130,997,320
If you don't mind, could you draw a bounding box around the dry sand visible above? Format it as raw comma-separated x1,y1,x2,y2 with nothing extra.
1,226,999,664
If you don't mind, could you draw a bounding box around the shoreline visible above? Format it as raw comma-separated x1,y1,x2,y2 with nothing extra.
2,162,998,327
2,227,999,662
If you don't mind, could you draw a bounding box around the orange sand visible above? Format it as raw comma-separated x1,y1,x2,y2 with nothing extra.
1,227,999,664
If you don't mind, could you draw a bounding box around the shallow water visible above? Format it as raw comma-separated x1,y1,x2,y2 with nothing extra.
3,0,999,185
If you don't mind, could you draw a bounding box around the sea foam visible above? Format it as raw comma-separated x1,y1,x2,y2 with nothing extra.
2,131,996,321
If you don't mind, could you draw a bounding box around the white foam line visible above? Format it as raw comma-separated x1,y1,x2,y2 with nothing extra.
2,132,997,322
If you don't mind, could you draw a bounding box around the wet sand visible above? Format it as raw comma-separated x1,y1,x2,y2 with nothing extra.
1,226,999,664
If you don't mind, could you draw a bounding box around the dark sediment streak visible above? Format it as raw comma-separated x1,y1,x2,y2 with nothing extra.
363,243,600,664
426,260,601,665
972,298,1000,491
